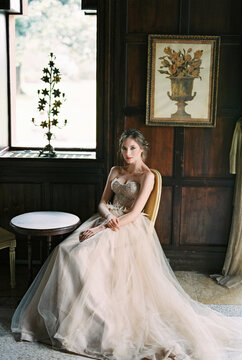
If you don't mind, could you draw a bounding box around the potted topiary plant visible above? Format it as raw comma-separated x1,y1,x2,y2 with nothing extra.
32,52,67,157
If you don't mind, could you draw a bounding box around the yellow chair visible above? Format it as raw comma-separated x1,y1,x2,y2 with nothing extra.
144,169,162,226
0,227,16,288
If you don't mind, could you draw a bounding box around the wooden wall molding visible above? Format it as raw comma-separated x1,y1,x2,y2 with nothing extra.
0,0,241,272
116,0,241,271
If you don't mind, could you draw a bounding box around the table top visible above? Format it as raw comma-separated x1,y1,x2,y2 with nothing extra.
10,211,81,236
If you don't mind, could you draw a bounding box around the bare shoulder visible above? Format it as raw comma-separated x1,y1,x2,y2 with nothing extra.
109,166,122,180
140,169,155,186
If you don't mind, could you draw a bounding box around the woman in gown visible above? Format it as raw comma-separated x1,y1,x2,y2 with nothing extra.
12,129,242,360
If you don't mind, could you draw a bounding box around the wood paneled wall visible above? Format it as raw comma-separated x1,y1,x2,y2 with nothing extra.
111,0,241,271
0,0,241,272
0,160,105,261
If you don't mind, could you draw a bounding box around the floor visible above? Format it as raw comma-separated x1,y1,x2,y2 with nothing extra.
175,271,242,305
1,264,242,360
0,264,242,307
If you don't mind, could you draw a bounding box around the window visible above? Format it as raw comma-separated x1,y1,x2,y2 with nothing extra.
0,12,8,150
13,0,97,150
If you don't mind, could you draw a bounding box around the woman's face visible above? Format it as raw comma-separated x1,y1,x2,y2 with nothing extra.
121,137,143,164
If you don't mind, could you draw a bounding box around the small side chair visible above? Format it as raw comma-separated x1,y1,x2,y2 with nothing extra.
0,227,16,288
143,169,162,226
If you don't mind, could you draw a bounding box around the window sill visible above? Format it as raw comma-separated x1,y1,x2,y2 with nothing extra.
0,149,96,160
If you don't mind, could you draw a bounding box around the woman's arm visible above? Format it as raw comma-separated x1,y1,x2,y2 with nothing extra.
118,171,154,227
79,167,120,241
98,166,120,219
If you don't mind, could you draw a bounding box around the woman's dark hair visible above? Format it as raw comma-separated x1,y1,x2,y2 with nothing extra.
118,129,149,161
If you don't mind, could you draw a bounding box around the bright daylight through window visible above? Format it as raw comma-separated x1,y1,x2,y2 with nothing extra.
13,0,96,149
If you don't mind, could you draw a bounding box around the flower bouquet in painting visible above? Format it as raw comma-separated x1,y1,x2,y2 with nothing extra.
158,47,203,118
32,53,67,157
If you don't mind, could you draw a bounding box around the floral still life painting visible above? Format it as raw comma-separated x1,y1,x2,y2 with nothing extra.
31,53,67,157
146,35,220,127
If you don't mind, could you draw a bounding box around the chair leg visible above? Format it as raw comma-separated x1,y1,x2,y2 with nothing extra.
9,245,16,288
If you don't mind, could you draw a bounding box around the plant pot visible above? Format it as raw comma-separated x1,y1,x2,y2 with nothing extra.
39,132,56,158
167,77,197,118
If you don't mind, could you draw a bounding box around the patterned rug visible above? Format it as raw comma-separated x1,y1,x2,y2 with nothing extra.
1,306,242,360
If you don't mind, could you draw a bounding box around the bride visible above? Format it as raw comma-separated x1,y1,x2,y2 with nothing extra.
12,129,242,360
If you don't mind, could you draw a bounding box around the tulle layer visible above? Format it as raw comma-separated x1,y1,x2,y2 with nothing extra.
11,213,242,360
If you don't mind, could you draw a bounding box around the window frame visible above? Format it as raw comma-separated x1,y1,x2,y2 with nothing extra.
5,0,106,158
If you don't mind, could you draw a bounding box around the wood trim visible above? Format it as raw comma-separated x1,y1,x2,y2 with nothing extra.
20,0,28,15
179,0,191,34
6,1,27,148
172,128,184,246
96,0,113,166
96,0,104,159
170,0,192,247
1,0,26,14
112,0,127,160
10,221,81,237
101,0,118,172
82,0,98,10
165,248,225,272
1,0,20,13
7,146,97,152
5,0,109,157
7,14,16,148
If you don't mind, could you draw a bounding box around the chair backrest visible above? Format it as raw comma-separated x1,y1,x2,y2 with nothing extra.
143,169,162,226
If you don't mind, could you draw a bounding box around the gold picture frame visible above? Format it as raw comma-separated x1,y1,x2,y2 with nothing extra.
146,35,220,127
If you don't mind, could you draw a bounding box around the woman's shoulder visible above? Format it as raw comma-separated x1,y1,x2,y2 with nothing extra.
109,166,123,179
140,168,155,185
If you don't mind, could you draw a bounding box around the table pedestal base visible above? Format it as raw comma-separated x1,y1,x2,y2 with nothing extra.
27,235,53,284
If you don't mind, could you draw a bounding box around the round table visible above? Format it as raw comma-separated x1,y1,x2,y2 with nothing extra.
10,211,81,282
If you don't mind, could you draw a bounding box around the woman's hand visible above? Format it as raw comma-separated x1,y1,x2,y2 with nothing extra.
105,214,120,231
79,225,103,242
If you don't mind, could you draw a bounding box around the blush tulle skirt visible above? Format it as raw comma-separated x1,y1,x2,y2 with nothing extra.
11,210,242,360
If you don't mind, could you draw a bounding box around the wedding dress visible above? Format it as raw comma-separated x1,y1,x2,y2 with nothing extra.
11,178,242,360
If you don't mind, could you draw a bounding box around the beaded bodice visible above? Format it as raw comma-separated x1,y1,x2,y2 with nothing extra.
111,178,140,209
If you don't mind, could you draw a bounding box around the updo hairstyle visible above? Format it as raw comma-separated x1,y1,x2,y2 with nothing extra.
118,129,149,161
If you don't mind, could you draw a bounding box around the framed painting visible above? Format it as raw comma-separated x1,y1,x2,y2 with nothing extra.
146,35,220,127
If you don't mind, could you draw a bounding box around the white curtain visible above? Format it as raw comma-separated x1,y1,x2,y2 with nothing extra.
211,118,242,287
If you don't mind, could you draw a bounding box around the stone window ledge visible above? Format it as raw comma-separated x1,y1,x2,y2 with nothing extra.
0,149,96,159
